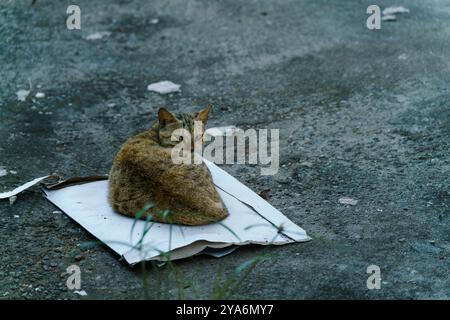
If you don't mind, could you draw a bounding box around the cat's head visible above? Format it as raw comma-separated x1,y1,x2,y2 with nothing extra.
156,105,211,149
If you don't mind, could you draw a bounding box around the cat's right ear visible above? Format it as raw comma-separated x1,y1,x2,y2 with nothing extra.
158,108,178,127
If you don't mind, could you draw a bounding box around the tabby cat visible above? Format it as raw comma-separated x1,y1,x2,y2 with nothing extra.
108,106,229,226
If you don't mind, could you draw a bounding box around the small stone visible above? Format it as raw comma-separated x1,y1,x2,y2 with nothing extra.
10,196,17,206
74,255,84,262
300,161,313,168
275,175,290,184
411,242,442,255
258,189,271,200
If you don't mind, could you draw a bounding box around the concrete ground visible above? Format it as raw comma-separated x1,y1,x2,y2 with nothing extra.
0,0,449,299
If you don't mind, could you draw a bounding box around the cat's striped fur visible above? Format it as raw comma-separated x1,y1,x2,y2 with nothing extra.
108,106,229,226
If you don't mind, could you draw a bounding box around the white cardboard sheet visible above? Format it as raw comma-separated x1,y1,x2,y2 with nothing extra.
38,159,310,265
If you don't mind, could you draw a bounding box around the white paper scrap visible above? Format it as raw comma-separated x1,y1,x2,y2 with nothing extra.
16,89,30,102
205,126,240,137
74,290,88,296
0,176,51,199
44,159,310,264
338,197,359,206
383,6,410,16
147,81,181,94
85,31,111,41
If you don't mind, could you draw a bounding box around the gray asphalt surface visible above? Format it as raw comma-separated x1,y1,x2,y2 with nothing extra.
0,0,449,299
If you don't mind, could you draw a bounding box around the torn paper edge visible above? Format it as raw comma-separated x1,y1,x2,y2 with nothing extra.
0,176,52,199
123,235,301,265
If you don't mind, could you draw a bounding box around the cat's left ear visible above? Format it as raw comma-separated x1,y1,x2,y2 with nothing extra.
196,105,212,124
158,108,178,127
